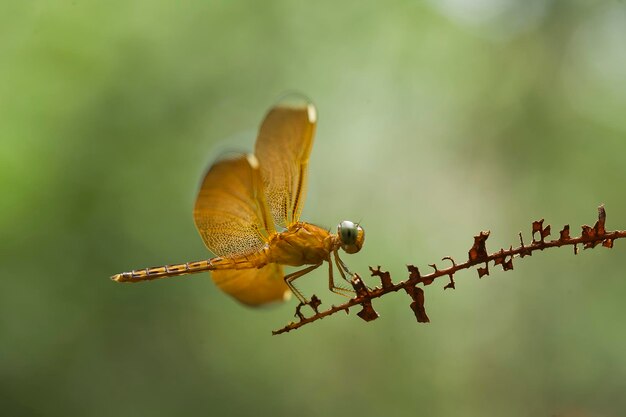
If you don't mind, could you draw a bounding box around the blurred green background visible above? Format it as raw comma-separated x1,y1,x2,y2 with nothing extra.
2,1,626,416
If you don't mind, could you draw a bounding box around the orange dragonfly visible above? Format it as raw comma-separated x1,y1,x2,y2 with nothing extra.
112,95,365,306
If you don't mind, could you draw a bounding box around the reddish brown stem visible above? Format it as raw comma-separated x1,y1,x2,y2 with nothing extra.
272,205,625,335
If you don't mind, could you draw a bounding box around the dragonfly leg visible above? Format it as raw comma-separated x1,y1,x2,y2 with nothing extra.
333,249,355,283
327,259,354,298
284,263,322,304
335,251,372,292
337,251,373,294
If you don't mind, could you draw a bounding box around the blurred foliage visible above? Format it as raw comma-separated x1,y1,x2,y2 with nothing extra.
1,1,626,416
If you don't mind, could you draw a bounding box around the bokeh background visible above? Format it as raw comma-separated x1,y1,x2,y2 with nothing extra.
2,1,626,416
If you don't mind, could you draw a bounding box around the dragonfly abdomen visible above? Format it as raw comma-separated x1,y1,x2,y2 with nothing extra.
111,251,269,283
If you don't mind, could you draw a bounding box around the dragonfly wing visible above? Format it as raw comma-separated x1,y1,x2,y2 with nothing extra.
193,154,275,257
255,94,317,228
211,263,290,306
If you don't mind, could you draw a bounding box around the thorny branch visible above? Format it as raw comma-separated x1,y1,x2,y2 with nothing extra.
272,205,626,335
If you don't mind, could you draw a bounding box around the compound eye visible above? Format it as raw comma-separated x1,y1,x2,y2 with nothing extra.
338,220,358,245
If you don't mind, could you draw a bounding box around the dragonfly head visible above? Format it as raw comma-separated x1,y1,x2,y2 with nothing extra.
337,220,365,254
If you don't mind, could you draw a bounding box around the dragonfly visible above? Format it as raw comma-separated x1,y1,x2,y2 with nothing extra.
111,94,365,306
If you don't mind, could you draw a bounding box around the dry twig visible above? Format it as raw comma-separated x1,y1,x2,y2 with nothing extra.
272,205,625,335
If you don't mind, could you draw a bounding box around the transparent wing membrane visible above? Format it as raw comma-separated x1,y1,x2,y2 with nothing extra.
255,94,317,228
193,154,274,257
211,263,290,306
